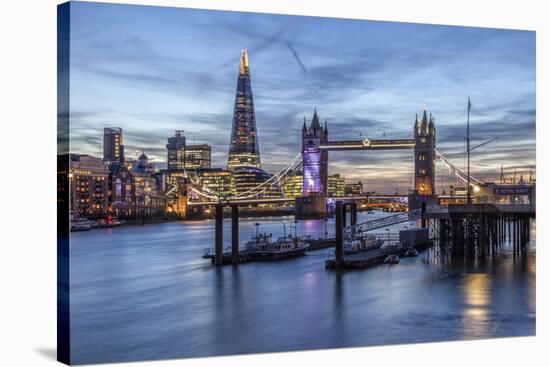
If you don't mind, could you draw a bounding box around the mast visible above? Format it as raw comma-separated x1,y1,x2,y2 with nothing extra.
466,97,471,205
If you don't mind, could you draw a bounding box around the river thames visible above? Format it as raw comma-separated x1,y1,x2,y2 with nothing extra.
70,212,535,364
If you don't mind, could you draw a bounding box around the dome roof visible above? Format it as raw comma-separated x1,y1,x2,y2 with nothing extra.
138,153,148,161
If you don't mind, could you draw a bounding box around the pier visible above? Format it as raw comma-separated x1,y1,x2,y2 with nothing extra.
327,201,432,270
433,203,535,259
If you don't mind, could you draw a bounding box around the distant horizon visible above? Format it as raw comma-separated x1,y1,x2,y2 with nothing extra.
68,2,536,192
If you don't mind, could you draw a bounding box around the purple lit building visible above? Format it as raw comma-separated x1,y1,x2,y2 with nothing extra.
301,109,329,196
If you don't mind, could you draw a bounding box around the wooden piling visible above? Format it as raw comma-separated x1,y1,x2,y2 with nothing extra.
231,205,239,265
215,204,224,266
335,201,344,268
350,203,357,226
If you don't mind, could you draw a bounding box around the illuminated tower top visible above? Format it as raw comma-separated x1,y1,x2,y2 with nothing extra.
227,49,260,170
414,110,436,195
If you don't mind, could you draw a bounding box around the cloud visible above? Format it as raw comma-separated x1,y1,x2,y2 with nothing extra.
67,2,536,192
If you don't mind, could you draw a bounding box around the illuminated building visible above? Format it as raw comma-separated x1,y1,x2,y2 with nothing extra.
69,154,109,217
159,169,190,215
328,174,345,197
103,127,124,164
109,163,135,217
185,144,211,169
133,174,165,217
132,153,155,175
345,181,364,196
301,109,329,196
197,169,236,199
232,166,283,199
166,130,186,170
227,49,261,170
282,174,303,199
414,111,436,195
126,152,164,216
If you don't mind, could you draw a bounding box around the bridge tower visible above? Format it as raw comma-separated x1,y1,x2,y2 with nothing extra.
296,109,329,218
410,110,437,210
301,109,328,196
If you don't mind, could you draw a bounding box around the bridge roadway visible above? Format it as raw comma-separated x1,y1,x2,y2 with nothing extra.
186,194,408,206
319,139,415,151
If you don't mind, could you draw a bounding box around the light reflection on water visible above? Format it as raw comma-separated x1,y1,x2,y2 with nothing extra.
69,213,535,365
462,273,492,339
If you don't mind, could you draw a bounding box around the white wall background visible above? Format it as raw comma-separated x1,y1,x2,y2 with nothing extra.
0,0,546,366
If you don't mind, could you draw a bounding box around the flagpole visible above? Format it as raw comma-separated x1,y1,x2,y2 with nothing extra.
466,97,471,205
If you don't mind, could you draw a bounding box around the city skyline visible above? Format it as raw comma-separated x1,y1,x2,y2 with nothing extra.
68,2,535,191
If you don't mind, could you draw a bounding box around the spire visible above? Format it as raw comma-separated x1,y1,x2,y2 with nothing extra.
311,108,321,130
228,49,260,170
302,116,307,131
324,119,328,136
239,48,249,75
421,110,428,131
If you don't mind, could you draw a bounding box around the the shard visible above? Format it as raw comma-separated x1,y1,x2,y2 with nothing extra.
227,49,261,170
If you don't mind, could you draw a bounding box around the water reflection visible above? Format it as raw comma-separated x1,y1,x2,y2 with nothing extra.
69,214,535,364
461,273,492,339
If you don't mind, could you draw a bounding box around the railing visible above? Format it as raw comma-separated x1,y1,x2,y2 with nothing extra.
495,204,535,213
426,206,449,215
354,205,445,233
355,209,422,233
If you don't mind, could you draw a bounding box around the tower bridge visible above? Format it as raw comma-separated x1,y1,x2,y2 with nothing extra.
297,109,436,218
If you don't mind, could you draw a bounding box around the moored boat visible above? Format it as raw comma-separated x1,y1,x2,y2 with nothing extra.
403,247,419,257
70,211,95,232
383,254,400,264
254,234,309,261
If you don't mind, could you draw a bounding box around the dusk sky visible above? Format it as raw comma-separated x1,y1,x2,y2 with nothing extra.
69,1,536,192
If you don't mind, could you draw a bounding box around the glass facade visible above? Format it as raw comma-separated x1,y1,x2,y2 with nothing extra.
166,130,186,170
227,49,261,170
185,144,211,169
327,174,345,197
232,166,282,199
103,127,123,164
198,169,235,199
282,174,303,199
345,182,364,196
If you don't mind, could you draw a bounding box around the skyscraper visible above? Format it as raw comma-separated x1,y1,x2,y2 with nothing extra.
185,144,211,169
227,49,261,170
166,130,186,170
103,127,123,164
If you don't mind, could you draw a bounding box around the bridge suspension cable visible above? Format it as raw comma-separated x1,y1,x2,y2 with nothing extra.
229,153,302,199
435,149,485,187
180,153,304,202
